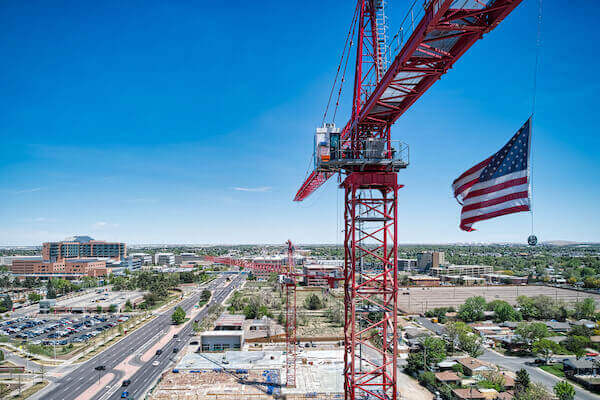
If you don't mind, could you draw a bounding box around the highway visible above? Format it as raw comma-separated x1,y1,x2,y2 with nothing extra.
103,273,245,400
37,274,243,400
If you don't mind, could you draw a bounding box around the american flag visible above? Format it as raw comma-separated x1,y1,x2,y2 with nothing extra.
453,118,531,232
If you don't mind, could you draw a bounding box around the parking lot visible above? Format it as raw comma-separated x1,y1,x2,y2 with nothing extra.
0,314,131,346
49,289,143,313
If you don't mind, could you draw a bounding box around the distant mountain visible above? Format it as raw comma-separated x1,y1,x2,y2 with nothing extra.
542,240,589,246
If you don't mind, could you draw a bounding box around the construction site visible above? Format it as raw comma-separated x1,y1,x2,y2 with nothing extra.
150,350,345,400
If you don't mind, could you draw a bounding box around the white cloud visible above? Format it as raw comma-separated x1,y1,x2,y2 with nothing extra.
92,221,119,229
13,187,43,194
232,186,272,193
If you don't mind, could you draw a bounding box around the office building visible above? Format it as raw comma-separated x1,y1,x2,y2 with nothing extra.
430,264,493,278
175,252,202,264
10,258,107,278
398,259,417,271
42,236,126,261
130,253,153,265
155,253,175,265
416,251,445,271
302,264,342,287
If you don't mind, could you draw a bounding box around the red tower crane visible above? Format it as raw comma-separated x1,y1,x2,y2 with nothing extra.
294,1,523,399
284,240,297,388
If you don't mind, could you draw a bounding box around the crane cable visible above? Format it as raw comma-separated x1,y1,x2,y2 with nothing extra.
529,0,543,236
302,3,360,185
322,2,360,125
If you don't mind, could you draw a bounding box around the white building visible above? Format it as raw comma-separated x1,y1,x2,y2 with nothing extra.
155,253,175,265
131,253,153,265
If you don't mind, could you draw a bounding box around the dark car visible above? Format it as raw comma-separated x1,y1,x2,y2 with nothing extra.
156,349,163,355
95,365,106,371
173,347,178,353
122,379,131,386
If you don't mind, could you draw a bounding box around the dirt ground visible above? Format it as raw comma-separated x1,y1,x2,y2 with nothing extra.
398,285,598,313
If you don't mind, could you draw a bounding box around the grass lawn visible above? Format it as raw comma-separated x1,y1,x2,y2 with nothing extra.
540,364,565,378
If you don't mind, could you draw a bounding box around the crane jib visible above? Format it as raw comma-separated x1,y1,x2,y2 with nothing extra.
294,0,524,202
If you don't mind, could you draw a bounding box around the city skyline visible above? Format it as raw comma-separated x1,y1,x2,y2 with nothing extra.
2,1,599,245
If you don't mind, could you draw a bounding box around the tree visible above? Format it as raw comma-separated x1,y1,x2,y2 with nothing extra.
458,296,486,322
553,381,576,400
445,321,471,353
480,371,506,392
124,299,133,312
171,306,186,325
515,322,549,351
573,298,596,320
28,293,42,303
46,280,56,299
517,296,537,320
515,368,530,395
532,339,561,364
458,332,484,358
200,290,211,303
0,295,12,311
406,337,447,373
493,301,522,322
563,335,590,358
418,371,436,387
518,382,552,400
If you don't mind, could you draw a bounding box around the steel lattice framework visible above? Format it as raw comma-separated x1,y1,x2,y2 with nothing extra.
284,240,297,388
294,1,523,399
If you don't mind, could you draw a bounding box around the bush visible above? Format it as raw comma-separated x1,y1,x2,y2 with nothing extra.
452,363,463,374
304,294,324,310
418,371,436,387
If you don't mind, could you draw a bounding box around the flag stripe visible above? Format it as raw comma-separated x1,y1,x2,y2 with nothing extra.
452,163,488,193
461,204,531,228
461,191,529,214
452,156,492,184
463,183,529,206
461,197,529,219
465,176,528,200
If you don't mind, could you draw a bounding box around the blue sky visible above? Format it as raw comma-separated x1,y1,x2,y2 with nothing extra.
1,1,598,245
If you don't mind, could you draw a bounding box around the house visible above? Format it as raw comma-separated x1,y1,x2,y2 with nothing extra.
500,372,515,390
494,335,526,352
452,388,486,400
435,371,461,385
572,319,596,329
470,322,512,337
437,360,458,371
496,391,515,400
563,358,598,377
478,388,499,400
544,321,570,333
456,357,494,376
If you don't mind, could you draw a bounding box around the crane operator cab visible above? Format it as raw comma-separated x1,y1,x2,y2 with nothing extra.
315,123,340,167
314,123,409,172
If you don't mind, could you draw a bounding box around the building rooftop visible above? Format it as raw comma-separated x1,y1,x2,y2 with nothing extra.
200,330,244,337
215,313,246,327
435,371,460,382
452,388,485,399
456,357,493,371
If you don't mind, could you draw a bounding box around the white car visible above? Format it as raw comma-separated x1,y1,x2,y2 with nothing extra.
152,361,160,366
